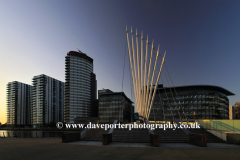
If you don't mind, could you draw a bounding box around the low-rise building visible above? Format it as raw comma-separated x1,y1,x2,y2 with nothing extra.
98,89,134,123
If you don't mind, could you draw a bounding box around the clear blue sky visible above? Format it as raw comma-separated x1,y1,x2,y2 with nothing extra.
1,0,240,123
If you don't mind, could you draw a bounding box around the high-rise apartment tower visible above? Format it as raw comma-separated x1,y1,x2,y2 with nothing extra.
31,74,64,127
7,81,31,125
65,50,97,123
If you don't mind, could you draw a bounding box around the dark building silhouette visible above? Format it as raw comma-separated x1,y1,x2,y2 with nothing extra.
98,89,134,123
234,102,240,119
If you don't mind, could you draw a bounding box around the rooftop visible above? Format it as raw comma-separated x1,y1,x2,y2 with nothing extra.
157,84,234,96
67,50,93,63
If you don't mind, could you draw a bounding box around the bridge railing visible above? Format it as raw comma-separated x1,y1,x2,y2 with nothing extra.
197,119,240,133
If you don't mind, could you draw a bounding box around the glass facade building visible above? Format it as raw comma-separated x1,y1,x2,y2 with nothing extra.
6,81,31,125
149,85,234,121
31,74,64,126
98,89,134,123
65,50,97,123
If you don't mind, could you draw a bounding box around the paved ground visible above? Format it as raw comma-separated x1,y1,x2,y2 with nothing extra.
71,140,240,148
1,138,240,160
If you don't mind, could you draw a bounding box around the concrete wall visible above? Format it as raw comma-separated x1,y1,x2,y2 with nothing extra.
207,129,240,144
207,130,227,142
227,133,240,144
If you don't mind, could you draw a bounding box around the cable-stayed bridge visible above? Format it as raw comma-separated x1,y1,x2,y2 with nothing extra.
125,27,187,122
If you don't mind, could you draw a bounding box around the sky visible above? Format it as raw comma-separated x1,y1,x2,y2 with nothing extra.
1,0,240,124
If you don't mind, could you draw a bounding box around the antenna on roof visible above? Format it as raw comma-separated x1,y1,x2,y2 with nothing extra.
77,48,87,55
77,48,82,53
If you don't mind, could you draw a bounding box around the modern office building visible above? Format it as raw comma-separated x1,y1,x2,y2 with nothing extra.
148,84,234,121
234,102,240,119
31,74,64,127
6,81,31,125
98,89,134,123
65,50,97,123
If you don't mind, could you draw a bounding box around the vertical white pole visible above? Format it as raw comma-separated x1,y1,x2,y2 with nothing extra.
131,28,140,115
144,40,154,118
136,29,142,116
146,45,160,118
147,52,166,119
143,35,148,117
126,27,139,115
